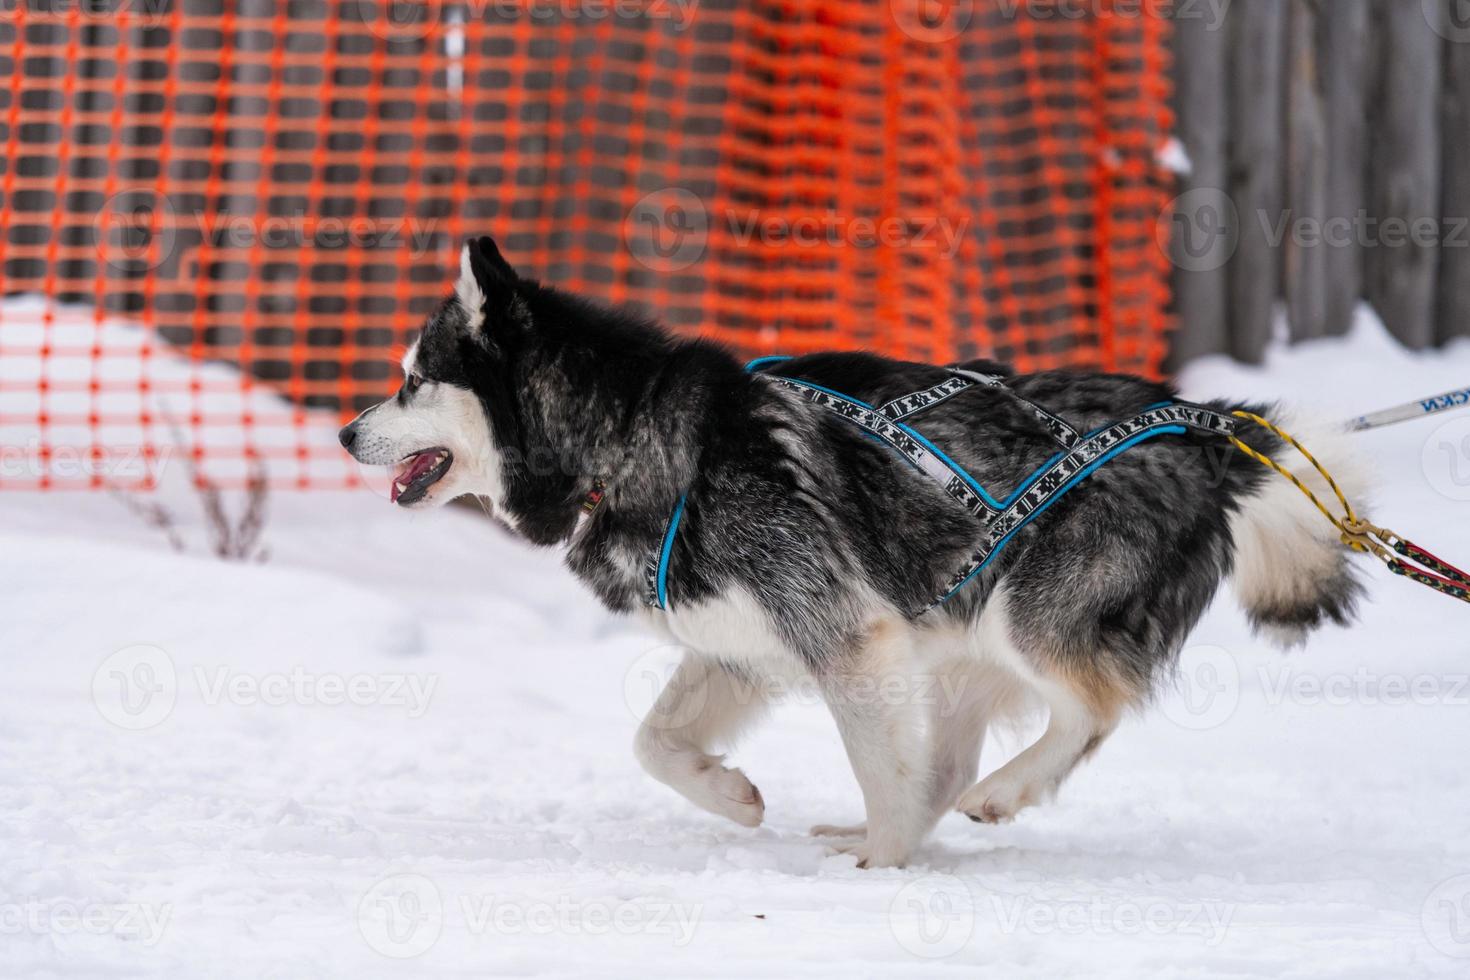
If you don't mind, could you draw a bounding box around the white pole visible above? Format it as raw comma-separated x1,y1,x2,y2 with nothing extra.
1347,386,1470,432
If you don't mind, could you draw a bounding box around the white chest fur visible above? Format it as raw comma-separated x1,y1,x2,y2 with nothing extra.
640,586,807,683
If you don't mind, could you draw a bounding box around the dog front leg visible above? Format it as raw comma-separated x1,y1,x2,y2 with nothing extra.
633,655,769,828
818,620,932,869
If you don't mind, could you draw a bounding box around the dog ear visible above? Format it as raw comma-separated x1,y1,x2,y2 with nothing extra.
454,235,519,331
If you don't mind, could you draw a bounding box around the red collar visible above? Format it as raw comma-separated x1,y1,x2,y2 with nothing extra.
581,479,607,515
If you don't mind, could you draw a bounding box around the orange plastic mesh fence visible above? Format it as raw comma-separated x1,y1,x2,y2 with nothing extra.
0,0,1175,491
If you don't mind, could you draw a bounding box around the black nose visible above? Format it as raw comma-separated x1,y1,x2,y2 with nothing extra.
338,423,358,449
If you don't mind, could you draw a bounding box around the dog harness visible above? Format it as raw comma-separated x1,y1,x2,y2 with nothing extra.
643,357,1240,615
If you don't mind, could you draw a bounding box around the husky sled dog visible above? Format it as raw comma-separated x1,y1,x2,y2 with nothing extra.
340,237,1365,868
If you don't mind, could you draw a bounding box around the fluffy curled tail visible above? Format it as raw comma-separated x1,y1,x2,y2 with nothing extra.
1227,409,1368,648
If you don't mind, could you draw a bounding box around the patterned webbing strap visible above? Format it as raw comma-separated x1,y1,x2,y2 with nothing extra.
877,375,976,422
877,369,1082,450
769,371,1239,613
768,376,1005,515
920,403,1238,612
950,369,1083,448
643,363,1238,612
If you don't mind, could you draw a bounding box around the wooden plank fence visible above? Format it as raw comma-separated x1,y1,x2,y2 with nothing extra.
1168,0,1470,365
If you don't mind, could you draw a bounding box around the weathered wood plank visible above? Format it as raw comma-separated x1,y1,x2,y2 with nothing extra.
1166,0,1231,366
1366,0,1442,348
1228,0,1287,363
1317,0,1371,337
1437,5,1470,344
1284,0,1328,341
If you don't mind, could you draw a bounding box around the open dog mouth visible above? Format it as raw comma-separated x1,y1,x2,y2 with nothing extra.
391,447,453,505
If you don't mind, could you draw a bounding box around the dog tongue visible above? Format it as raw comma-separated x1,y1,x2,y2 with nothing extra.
391,450,439,503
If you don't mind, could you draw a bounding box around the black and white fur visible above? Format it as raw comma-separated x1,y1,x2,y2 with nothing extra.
340,237,1366,868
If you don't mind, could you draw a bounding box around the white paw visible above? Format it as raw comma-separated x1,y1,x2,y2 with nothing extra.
810,822,867,838
955,776,1035,825
825,835,910,869
699,765,765,828
636,741,766,829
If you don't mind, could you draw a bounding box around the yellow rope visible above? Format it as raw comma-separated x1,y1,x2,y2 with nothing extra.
1229,412,1426,569
1228,411,1470,604
1229,411,1388,560
1227,410,1360,535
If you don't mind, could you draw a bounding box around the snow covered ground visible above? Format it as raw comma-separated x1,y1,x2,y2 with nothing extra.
2,307,1469,978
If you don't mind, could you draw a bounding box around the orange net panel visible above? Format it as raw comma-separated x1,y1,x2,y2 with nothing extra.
0,0,1174,491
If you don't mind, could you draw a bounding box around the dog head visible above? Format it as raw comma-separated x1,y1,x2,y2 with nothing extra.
340,235,684,543
337,236,525,512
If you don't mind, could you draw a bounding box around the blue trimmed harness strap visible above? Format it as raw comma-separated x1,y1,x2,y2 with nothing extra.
877,375,975,421
950,368,1082,448
642,360,1238,614
920,402,1237,612
643,492,687,608
766,376,1008,514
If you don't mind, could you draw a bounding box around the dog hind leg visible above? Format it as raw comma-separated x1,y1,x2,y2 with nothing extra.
954,662,1123,824
926,660,1019,822
952,582,1140,824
